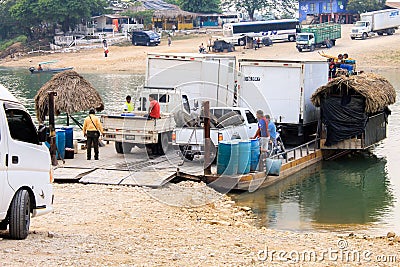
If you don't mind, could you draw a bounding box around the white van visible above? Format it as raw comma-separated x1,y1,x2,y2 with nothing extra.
0,84,53,239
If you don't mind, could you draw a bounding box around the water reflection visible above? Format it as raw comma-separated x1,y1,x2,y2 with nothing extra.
0,68,144,125
231,153,394,232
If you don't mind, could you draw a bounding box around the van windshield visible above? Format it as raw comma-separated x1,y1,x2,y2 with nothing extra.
147,32,159,38
296,35,309,41
355,21,366,27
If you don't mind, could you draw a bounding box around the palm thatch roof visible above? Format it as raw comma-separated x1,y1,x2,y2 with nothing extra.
311,73,396,114
35,70,104,122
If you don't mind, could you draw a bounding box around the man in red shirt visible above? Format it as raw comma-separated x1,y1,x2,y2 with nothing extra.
148,94,160,119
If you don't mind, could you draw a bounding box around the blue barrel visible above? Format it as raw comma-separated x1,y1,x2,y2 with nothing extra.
56,130,66,160
238,141,251,174
62,126,74,148
250,139,260,172
217,141,239,175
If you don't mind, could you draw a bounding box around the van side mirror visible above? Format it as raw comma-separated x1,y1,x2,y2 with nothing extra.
38,124,48,143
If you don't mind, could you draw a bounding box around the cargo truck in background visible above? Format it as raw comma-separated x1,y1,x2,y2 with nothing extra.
145,53,237,109
238,59,329,145
296,23,341,52
350,9,400,40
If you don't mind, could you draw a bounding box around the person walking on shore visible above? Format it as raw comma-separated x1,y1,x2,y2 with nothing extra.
168,35,172,46
102,39,109,58
83,109,104,160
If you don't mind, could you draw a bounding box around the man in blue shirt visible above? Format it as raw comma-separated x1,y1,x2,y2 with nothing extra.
266,114,277,140
253,110,270,152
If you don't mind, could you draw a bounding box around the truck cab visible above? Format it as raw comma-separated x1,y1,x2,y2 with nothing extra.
0,85,53,239
350,21,371,40
296,33,316,51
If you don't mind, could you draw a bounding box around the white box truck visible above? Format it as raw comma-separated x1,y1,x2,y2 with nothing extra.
146,53,237,110
0,85,53,239
238,59,329,145
350,9,400,39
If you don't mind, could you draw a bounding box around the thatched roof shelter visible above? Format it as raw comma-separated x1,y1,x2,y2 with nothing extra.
311,73,396,114
35,70,104,122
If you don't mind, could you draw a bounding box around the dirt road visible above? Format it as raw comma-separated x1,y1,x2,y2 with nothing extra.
1,183,399,266
1,25,400,73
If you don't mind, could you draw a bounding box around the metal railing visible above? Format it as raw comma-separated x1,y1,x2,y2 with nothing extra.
270,138,320,163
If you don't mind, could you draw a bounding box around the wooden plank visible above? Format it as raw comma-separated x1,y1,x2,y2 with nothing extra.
79,169,131,185
119,170,176,188
54,167,95,181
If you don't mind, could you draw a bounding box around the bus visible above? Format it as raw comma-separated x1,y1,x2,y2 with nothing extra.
223,19,300,45
219,12,244,24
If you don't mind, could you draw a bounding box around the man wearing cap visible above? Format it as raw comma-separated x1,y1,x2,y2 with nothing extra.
253,109,270,152
83,109,104,160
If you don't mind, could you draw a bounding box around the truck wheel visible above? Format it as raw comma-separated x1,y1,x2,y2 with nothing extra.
9,190,31,240
362,33,368,40
331,40,336,46
159,133,169,155
134,41,138,46
297,47,303,52
387,29,394,35
288,35,295,42
310,45,315,52
377,32,384,36
115,142,133,154
350,37,356,40
146,42,150,46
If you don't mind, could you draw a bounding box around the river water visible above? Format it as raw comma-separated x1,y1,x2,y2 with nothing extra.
0,68,399,235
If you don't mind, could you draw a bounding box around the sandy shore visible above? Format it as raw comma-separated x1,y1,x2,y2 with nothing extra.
1,25,400,73
1,182,399,266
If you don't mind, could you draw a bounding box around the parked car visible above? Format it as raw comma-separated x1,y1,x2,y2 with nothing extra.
0,84,53,239
212,40,235,52
132,31,160,46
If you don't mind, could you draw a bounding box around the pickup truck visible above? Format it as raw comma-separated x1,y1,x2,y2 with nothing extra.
172,107,258,160
102,87,190,155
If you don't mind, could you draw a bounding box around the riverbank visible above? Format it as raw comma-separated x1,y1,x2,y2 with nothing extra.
1,25,400,73
1,182,399,266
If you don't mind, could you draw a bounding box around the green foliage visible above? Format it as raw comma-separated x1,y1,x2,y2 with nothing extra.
0,35,27,51
179,0,221,13
163,0,180,5
223,0,268,20
347,0,386,14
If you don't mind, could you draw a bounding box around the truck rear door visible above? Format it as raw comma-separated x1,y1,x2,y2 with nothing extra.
239,63,302,124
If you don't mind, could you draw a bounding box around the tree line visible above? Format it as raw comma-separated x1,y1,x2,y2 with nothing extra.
0,0,389,42
0,0,107,40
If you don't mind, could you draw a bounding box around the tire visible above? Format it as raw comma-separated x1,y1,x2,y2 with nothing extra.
351,37,356,40
297,47,303,52
331,40,336,46
362,33,368,40
387,29,394,35
310,45,315,52
115,142,133,154
377,32,384,36
158,133,169,155
288,35,295,42
146,42,150,46
134,41,138,46
9,190,31,240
